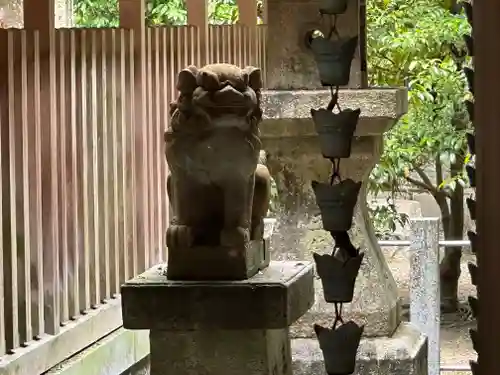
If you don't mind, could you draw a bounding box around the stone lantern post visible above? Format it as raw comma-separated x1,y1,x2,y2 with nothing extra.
259,0,428,373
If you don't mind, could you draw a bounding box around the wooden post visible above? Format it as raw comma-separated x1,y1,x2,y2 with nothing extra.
23,0,54,31
186,0,208,66
119,0,150,273
237,0,258,27
23,0,61,336
475,0,500,373
236,0,259,67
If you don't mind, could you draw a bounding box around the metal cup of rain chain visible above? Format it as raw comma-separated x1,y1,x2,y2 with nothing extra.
319,0,349,15
314,322,364,375
313,251,364,303
309,36,358,87
311,108,360,158
311,179,362,232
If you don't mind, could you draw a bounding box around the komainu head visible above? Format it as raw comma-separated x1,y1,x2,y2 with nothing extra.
174,63,263,121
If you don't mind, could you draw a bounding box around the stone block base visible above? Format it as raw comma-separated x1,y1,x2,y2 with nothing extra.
150,329,292,375
121,261,314,331
166,239,270,280
292,323,428,375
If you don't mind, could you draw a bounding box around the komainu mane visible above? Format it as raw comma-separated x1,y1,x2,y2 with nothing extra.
164,63,271,279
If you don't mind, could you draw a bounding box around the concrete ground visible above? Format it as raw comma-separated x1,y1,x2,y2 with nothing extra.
383,246,476,375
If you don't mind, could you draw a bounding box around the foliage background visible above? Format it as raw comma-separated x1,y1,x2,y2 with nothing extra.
73,0,245,27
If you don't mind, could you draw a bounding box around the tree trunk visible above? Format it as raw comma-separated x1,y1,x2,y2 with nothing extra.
438,161,465,313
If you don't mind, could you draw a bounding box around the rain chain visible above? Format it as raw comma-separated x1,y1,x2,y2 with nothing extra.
307,0,365,373
452,2,478,374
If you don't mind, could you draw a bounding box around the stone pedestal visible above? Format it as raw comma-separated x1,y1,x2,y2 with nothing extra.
121,261,315,375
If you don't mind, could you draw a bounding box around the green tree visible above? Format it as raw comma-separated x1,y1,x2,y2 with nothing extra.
367,0,472,312
73,0,241,27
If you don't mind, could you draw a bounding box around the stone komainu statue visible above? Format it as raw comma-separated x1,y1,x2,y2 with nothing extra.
164,63,271,280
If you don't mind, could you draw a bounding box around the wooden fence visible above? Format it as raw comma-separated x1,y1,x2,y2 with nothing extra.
0,23,266,374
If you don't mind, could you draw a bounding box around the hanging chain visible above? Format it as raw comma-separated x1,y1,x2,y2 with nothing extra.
327,85,342,113
333,302,345,329
329,158,342,185
321,13,340,41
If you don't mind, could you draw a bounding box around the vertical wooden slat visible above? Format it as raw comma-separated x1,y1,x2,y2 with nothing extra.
0,30,6,357
110,29,121,294
162,28,169,263
57,30,70,325
6,30,20,351
119,0,146,277
90,30,101,308
176,29,182,78
169,29,175,104
161,28,169,263
45,22,61,336
145,28,153,269
221,26,227,62
80,29,91,313
20,29,33,343
215,27,220,62
69,29,81,319
237,26,242,67
101,29,111,301
32,30,45,336
119,29,130,283
127,29,138,278
154,28,162,265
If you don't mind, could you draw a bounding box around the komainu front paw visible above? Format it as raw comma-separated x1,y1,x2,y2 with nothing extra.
166,225,193,249
220,227,249,248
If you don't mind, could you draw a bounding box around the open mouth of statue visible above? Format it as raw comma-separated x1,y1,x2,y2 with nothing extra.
194,85,255,110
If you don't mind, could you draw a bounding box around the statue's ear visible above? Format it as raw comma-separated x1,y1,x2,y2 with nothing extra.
197,69,220,91
177,66,198,94
244,66,262,91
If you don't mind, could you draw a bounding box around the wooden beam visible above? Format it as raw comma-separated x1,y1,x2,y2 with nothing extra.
474,0,500,372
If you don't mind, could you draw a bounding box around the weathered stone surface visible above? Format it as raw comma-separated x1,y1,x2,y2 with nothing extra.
259,90,406,337
292,323,428,375
121,261,314,331
266,0,364,89
150,329,292,375
261,89,408,136
259,132,401,337
166,239,270,281
165,64,270,280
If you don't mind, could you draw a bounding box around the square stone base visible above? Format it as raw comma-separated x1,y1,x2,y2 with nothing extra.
292,323,428,375
167,239,270,280
150,328,292,375
121,261,315,331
